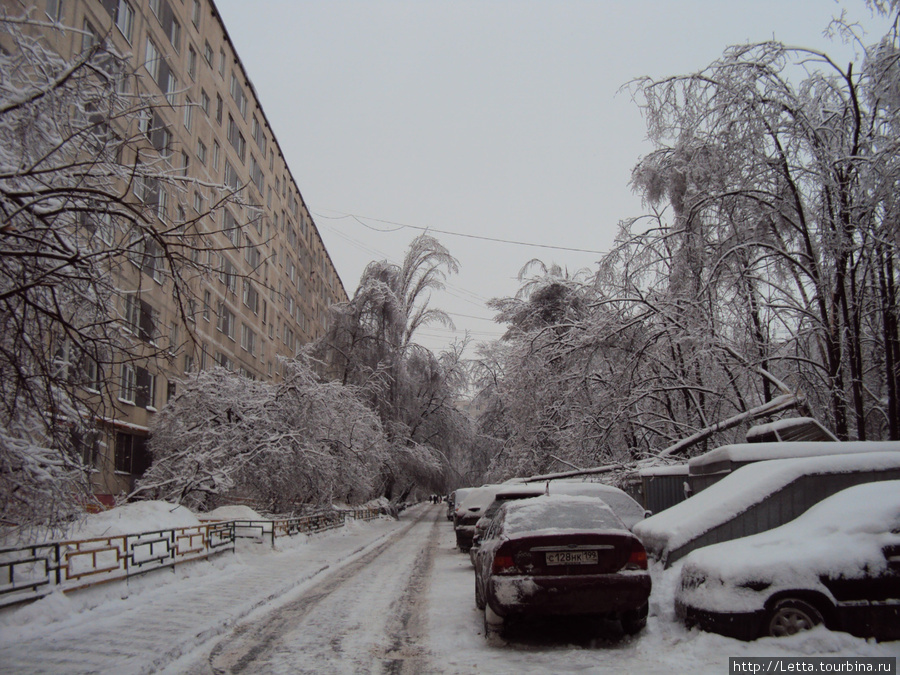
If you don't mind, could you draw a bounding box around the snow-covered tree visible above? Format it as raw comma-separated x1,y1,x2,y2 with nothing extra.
133,359,389,511
626,4,900,440
316,235,481,497
477,4,900,483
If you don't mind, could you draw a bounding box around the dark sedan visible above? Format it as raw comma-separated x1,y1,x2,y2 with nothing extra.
473,495,652,640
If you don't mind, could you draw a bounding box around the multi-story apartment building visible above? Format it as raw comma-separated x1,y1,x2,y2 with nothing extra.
2,0,349,503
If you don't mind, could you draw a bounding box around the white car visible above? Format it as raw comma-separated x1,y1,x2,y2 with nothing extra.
675,481,900,641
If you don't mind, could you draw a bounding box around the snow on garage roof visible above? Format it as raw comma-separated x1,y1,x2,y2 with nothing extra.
688,440,900,473
638,464,690,477
633,451,900,559
744,417,838,443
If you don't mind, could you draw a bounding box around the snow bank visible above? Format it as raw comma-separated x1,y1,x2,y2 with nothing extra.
67,501,201,540
634,451,900,559
203,505,267,521
677,481,900,613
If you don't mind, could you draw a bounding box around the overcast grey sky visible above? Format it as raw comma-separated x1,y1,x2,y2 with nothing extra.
213,0,889,357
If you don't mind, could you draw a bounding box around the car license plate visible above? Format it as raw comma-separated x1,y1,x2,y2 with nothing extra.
545,550,598,565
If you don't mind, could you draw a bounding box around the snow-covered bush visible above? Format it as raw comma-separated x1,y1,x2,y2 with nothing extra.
132,360,389,511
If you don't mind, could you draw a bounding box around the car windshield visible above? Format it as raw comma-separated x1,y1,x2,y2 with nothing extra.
503,495,625,535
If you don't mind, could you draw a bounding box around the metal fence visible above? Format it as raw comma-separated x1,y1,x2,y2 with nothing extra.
0,506,383,609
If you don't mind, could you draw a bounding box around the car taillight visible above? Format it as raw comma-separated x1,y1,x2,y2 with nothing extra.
492,553,518,575
625,539,648,570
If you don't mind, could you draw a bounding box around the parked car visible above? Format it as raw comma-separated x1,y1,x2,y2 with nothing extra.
455,485,503,552
468,485,546,563
675,481,900,641
447,488,473,522
473,495,652,639
468,481,648,564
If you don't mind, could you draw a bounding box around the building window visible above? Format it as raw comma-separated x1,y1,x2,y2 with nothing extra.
245,242,261,269
115,0,134,43
149,0,161,18
136,367,156,409
215,93,223,124
157,188,168,224
203,40,213,66
249,155,264,194
200,89,210,116
242,279,259,313
220,256,237,292
46,0,63,22
187,46,197,80
180,151,190,176
167,17,181,52
202,290,211,321
223,209,240,246
217,303,235,339
224,160,241,191
230,72,247,118
212,141,220,171
119,363,136,403
251,116,266,154
183,97,193,131
227,115,246,162
191,0,201,27
218,48,226,76
115,432,151,475
196,139,207,165
241,324,256,356
123,293,158,342
81,18,98,52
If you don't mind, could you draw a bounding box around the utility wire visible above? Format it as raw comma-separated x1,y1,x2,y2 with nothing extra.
316,209,609,256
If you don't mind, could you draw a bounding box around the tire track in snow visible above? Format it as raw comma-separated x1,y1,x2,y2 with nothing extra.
375,508,442,674
205,506,440,674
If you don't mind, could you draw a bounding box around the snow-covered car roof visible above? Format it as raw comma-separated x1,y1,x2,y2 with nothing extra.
688,440,900,474
456,485,506,514
501,494,626,535
678,481,900,613
541,480,645,529
634,451,900,560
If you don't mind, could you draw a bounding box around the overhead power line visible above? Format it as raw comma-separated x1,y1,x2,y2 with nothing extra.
315,210,609,256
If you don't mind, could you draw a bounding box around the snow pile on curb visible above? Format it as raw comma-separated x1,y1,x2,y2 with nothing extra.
68,501,201,539
203,505,268,521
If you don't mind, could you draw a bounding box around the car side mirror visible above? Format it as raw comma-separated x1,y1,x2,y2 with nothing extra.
644,509,653,518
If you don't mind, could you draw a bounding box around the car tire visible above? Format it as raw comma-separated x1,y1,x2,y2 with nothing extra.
484,604,504,642
766,598,825,637
475,578,486,610
621,602,649,635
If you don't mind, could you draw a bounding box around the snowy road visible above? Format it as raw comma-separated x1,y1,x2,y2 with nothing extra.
195,506,440,674
0,503,897,674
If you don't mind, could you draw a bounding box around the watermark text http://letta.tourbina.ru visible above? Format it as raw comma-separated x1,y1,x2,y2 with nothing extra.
730,657,896,674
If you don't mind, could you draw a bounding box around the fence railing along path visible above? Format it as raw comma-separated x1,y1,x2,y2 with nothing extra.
0,506,382,609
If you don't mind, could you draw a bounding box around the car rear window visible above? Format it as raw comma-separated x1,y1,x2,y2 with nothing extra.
503,496,625,534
